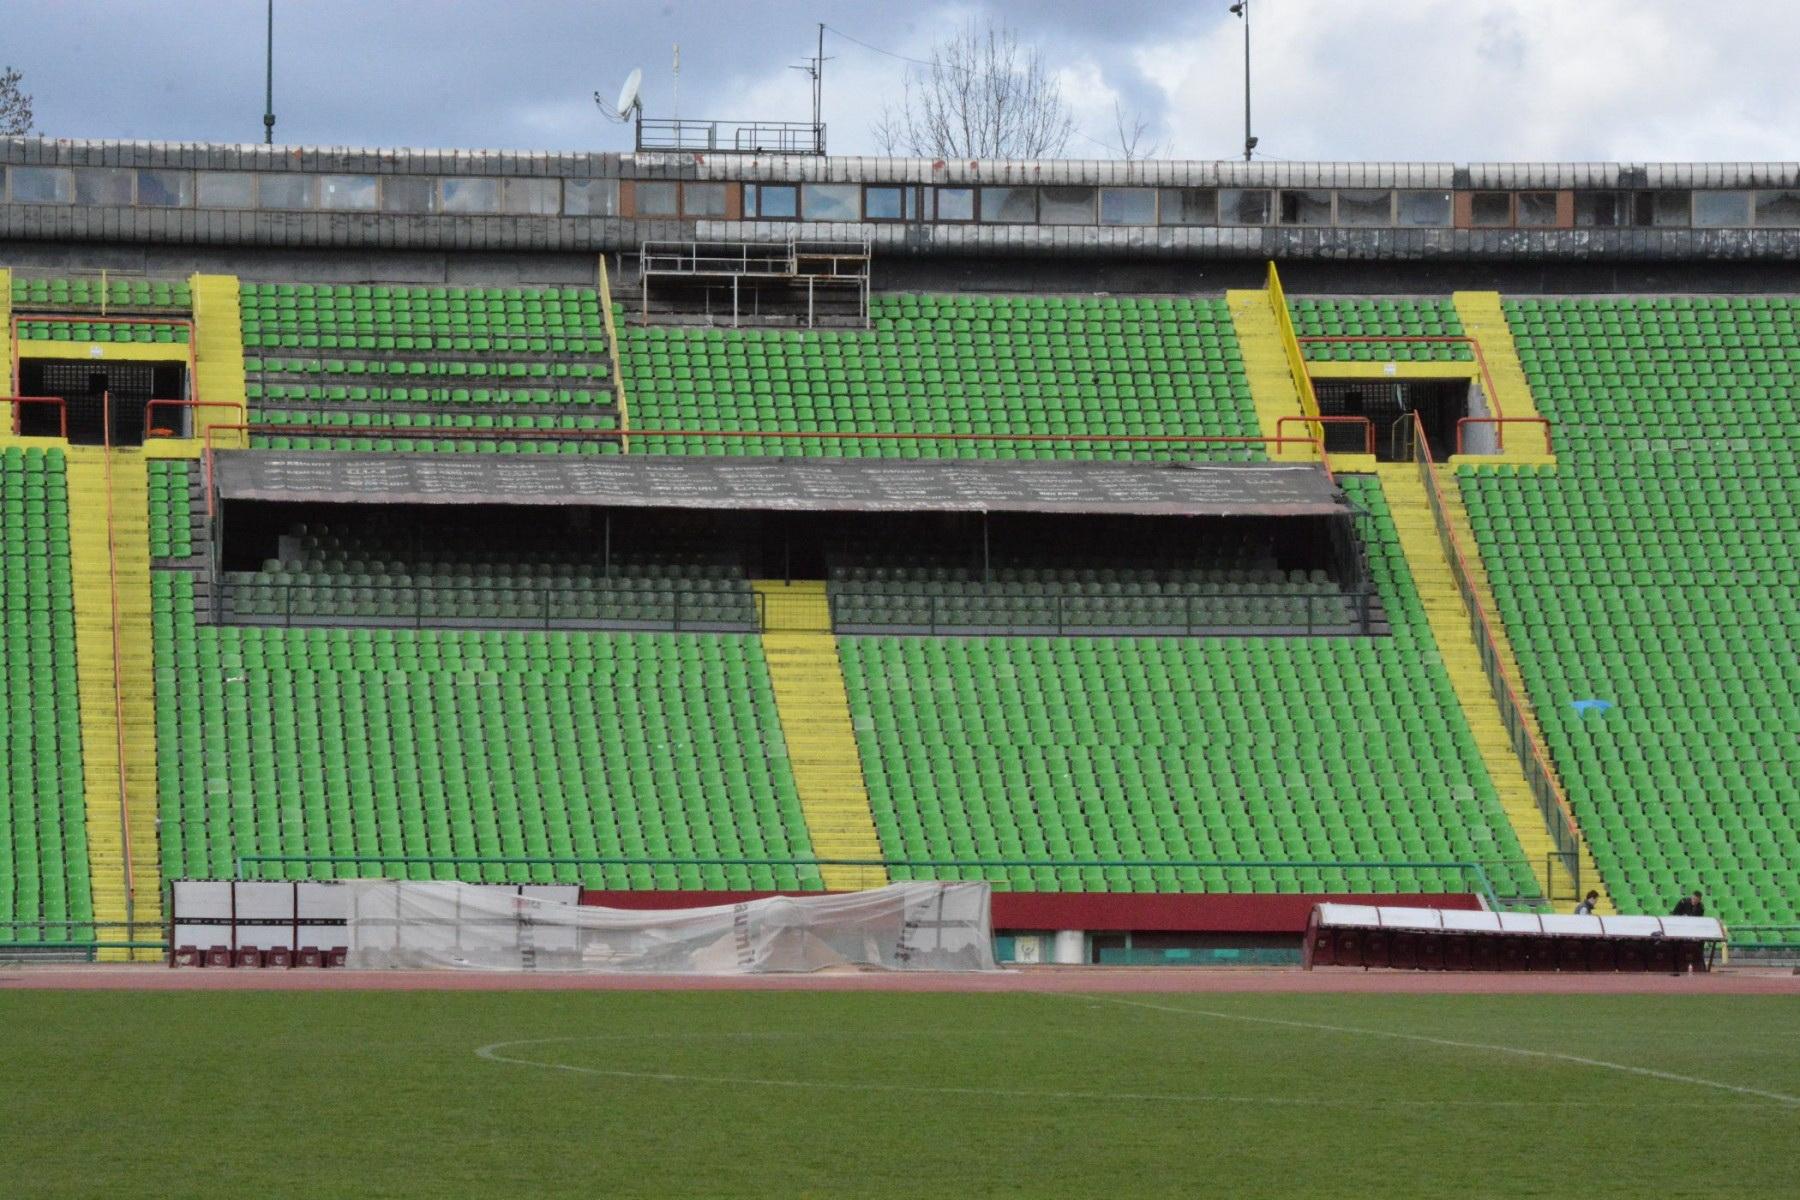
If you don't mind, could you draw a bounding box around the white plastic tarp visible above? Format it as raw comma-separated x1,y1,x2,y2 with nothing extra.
345,880,999,973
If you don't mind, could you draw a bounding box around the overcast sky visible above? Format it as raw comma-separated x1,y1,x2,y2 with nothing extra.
4,0,1795,161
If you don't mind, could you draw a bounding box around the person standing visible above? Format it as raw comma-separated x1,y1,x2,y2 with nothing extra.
1573,891,1600,916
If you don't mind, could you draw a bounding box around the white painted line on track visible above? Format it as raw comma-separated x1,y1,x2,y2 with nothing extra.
1090,995,1800,1107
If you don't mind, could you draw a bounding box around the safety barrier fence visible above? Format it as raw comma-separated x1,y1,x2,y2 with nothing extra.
1723,926,1800,965
204,578,1379,637
1410,409,1585,898
235,855,1509,912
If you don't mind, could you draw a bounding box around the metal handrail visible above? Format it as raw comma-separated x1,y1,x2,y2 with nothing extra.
211,577,764,631
1456,415,1553,456
208,578,1375,637
597,256,631,452
1409,410,1584,897
4,394,68,439
635,117,825,155
1278,413,1375,456
825,586,1377,636
0,919,169,956
235,855,1505,911
142,398,247,440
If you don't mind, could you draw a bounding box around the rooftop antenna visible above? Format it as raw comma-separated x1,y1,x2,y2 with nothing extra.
672,43,680,123
789,23,830,134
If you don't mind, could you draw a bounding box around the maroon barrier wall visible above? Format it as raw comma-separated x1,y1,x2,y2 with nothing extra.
578,891,1484,935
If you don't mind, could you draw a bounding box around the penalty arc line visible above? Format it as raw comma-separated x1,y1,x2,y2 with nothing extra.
474,1034,1790,1110
1088,995,1800,1107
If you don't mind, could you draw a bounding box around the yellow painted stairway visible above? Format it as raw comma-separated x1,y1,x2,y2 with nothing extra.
1452,291,1553,459
1227,287,1314,460
0,267,12,433
753,581,888,891
1374,464,1582,907
66,447,162,960
1438,470,1611,911
187,273,249,450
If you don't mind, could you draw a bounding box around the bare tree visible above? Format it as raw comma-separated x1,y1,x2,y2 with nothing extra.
1,66,32,136
1111,100,1165,162
871,21,1076,159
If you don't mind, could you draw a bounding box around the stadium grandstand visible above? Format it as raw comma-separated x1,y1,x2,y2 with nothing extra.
2,138,1796,967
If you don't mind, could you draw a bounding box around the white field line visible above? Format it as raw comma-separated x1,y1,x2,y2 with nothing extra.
1090,996,1800,1107
475,1031,1790,1109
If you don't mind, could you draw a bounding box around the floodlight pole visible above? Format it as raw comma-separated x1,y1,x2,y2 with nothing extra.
263,0,276,144
1232,0,1255,162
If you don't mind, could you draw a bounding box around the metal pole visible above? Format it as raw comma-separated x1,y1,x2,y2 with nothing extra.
1243,0,1251,163
1232,1,1253,162
263,0,276,144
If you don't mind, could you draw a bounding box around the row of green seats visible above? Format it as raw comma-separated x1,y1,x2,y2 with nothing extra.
837,475,1539,898
620,293,1262,460
1,448,91,942
250,435,620,455
153,573,820,890
12,277,190,308
16,320,188,343
1289,296,1471,362
1464,295,1800,935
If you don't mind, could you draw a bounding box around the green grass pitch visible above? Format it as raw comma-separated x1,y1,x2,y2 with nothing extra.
5,991,1795,1197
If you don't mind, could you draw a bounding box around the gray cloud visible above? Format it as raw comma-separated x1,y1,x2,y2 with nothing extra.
2,0,1791,160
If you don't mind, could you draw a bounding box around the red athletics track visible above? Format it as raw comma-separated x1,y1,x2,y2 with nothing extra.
4,965,1797,994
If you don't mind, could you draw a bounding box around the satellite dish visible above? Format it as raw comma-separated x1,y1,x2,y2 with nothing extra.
616,68,643,118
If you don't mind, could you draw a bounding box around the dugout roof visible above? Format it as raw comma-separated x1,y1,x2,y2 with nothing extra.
212,452,1347,518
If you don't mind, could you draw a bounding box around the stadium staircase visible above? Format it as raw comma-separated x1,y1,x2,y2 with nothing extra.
189,274,249,450
65,446,162,959
1452,292,1553,459
1437,479,1608,909
753,581,887,890
1227,284,1313,461
0,267,12,433
1373,463,1576,905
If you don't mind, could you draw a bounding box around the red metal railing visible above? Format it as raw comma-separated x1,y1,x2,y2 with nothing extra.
1408,409,1584,899
4,395,69,439
201,425,1332,515
142,398,248,441
1456,416,1553,456
1278,413,1375,456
